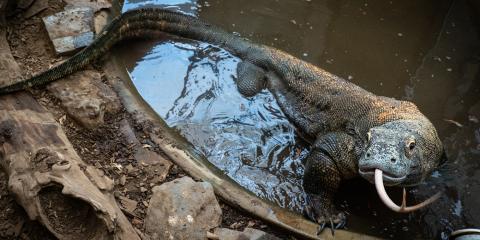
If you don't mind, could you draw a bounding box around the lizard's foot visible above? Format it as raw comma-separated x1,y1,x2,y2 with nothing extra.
236,61,266,97
304,194,346,235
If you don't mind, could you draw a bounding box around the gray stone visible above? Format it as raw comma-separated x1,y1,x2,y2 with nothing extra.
145,177,222,240
64,0,111,12
47,70,121,128
214,228,281,240
42,7,94,55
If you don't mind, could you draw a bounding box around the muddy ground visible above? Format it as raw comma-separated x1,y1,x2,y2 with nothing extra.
0,1,287,239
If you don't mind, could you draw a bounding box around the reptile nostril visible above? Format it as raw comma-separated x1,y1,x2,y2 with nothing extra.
390,158,396,163
366,153,371,158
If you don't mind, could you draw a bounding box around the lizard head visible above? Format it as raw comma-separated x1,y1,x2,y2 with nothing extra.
358,119,443,187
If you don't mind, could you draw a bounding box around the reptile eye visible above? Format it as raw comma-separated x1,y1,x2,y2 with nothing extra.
408,141,416,150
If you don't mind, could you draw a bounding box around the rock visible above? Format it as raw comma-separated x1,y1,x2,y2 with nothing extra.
131,218,142,227
145,177,222,240
47,70,121,128
42,7,94,55
125,164,135,174
94,9,109,34
119,175,127,186
214,228,281,240
118,196,137,215
64,0,112,12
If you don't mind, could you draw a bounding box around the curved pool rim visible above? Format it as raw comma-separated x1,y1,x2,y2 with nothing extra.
106,43,379,240
105,2,379,239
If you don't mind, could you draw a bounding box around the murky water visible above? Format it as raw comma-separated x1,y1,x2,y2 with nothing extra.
122,37,310,211
117,0,480,239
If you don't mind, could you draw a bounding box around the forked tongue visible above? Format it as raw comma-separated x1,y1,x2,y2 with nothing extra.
374,169,441,212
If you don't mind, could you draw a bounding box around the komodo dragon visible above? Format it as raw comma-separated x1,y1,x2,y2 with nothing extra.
0,8,443,231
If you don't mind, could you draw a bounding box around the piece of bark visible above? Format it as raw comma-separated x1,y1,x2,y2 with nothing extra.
119,119,172,183
0,30,22,88
0,91,140,240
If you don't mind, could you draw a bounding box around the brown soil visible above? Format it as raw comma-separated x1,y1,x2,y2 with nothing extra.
38,184,111,240
0,1,287,239
0,171,56,240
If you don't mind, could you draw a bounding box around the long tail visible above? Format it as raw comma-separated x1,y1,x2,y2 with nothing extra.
0,8,269,94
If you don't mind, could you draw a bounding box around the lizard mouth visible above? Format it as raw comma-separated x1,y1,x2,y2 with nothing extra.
374,169,441,213
358,167,406,185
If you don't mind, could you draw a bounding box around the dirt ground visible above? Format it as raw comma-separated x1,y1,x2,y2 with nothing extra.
0,1,287,239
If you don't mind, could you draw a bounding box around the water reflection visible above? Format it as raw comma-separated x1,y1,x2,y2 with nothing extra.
126,38,310,212
120,0,480,239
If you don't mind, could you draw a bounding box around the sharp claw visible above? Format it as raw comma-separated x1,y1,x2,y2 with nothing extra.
317,222,326,235
303,205,316,221
329,218,335,236
335,220,346,229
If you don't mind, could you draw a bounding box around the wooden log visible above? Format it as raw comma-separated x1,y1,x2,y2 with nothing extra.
0,7,139,239
0,91,141,240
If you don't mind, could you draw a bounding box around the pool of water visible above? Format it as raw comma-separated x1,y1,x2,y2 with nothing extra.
117,0,480,239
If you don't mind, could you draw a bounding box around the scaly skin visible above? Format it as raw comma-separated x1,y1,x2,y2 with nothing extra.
0,8,443,230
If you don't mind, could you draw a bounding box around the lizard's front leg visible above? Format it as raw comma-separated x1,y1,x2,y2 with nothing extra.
303,132,358,232
236,61,267,97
